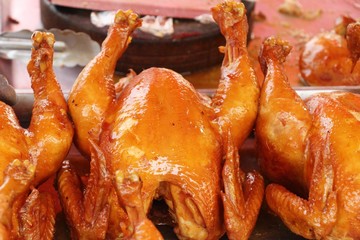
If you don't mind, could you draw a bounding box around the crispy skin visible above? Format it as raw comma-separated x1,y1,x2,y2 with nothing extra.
211,2,264,239
65,2,263,239
257,37,311,195
0,31,73,239
100,67,224,239
68,10,141,159
27,32,74,186
63,10,142,239
259,36,360,239
211,0,260,150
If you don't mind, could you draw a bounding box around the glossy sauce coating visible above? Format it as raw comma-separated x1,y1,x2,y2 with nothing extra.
259,36,360,239
257,36,311,195
100,68,223,239
0,31,73,239
62,2,264,239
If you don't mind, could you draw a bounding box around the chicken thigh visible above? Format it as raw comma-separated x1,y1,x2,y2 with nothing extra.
257,36,360,239
59,1,264,239
0,32,73,239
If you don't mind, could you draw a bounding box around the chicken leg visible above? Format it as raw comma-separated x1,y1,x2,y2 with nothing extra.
211,0,260,149
26,32,74,186
211,2,264,239
0,31,73,239
259,36,360,239
68,10,142,158
257,36,312,196
64,2,264,239
61,10,142,239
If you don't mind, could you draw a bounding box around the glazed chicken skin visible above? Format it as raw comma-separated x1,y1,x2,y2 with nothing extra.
257,36,360,239
59,1,264,239
299,17,360,86
256,37,312,196
0,32,73,239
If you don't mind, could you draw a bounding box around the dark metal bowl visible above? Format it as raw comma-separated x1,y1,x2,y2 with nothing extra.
40,0,255,74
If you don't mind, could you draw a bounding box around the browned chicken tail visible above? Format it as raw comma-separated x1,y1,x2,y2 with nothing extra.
115,174,164,240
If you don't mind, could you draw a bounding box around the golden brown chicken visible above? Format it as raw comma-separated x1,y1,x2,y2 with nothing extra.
299,16,360,86
58,1,264,239
0,32,73,239
257,37,312,196
257,36,360,239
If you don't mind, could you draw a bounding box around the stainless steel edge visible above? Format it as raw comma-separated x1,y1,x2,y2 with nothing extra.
197,86,360,98
292,86,360,99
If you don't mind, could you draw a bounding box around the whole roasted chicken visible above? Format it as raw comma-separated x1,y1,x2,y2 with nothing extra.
58,1,264,239
0,32,74,239
299,16,360,86
257,36,360,239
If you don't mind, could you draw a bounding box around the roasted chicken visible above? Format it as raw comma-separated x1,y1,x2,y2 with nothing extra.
257,36,360,239
299,16,360,86
257,37,311,196
0,32,73,239
59,1,264,239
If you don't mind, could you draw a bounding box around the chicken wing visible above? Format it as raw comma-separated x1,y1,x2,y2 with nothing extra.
62,2,263,239
258,36,360,239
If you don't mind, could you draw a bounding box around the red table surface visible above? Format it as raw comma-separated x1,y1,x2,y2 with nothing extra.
249,0,359,86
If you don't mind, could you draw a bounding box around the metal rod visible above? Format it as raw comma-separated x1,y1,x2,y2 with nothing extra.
0,37,66,52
